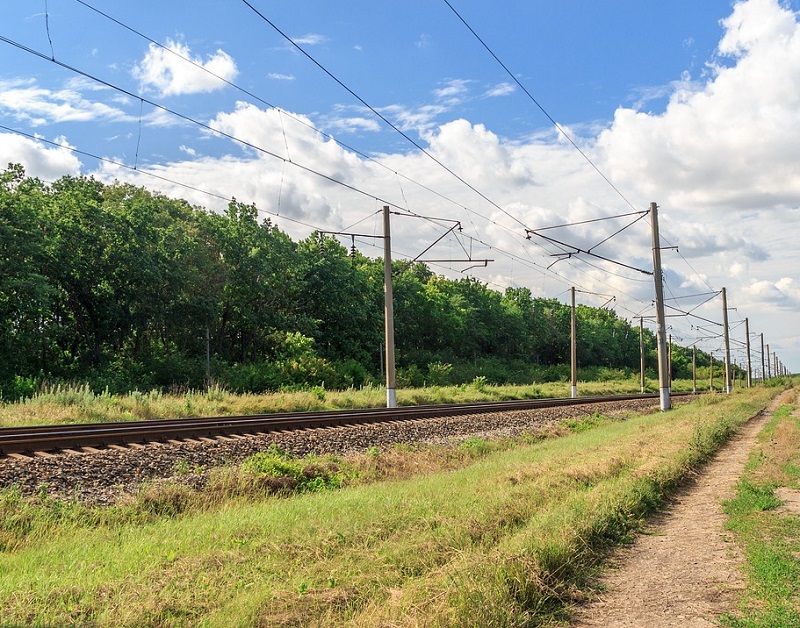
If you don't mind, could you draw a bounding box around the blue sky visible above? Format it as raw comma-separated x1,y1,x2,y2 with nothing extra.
2,0,800,373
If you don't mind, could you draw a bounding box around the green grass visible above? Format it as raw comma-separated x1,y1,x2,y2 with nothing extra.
0,376,747,429
721,399,800,627
0,386,781,626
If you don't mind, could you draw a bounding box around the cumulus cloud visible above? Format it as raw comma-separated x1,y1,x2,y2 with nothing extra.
484,82,516,98
744,277,800,306
597,0,800,212
0,78,131,126
132,39,238,97
0,132,81,179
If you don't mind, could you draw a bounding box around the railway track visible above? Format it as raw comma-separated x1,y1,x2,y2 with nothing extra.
0,393,672,457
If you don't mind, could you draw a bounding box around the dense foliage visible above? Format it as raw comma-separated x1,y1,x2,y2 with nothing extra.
0,165,710,398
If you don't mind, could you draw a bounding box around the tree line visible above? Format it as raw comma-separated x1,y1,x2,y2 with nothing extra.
0,164,712,399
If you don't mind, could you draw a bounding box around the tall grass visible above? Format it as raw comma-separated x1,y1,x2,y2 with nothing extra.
0,386,779,626
0,377,728,428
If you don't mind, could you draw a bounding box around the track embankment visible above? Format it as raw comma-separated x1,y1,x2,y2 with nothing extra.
0,398,659,505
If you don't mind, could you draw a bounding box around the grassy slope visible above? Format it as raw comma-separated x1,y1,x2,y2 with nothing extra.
0,387,780,626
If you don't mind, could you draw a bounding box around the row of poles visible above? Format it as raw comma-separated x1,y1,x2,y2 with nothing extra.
649,202,790,410
380,203,790,410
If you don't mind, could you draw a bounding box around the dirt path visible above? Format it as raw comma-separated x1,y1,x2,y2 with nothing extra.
569,389,796,627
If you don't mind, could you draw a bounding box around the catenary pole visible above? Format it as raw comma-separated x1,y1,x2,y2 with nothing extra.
722,287,732,394
766,343,772,380
668,334,673,390
745,318,752,388
710,352,714,391
692,345,697,394
570,287,578,399
650,202,671,410
761,333,766,384
382,206,397,408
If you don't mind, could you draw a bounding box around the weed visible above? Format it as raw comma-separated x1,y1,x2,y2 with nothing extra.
458,436,494,456
173,458,191,476
309,385,326,401
241,447,350,493
561,410,610,433
471,375,488,392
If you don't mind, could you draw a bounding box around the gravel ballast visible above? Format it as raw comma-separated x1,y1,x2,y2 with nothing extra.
0,398,661,505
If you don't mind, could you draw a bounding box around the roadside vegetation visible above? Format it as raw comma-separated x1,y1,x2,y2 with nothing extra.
722,398,800,626
0,375,768,428
0,386,781,626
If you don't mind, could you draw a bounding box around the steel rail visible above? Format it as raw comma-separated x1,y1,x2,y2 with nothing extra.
0,393,676,456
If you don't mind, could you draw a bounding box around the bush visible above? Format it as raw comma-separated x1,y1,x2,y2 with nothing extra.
397,364,425,388
222,361,283,393
333,359,371,389
242,446,349,493
0,374,41,402
427,362,453,386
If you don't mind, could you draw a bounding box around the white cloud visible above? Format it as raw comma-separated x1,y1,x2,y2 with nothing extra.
433,79,471,105
0,132,81,179
0,78,131,126
292,34,327,46
484,82,516,98
597,0,800,212
380,103,448,133
717,0,797,57
415,34,432,50
743,277,800,307
326,116,381,134
132,38,238,97
268,73,295,81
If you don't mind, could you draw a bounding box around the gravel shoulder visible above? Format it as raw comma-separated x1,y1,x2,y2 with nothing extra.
569,389,796,627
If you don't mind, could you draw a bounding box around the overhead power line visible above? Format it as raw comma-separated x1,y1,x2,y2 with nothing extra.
441,0,639,213
439,1,727,312
8,6,663,320
0,34,405,210
64,0,615,292
0,123,332,235
239,0,533,232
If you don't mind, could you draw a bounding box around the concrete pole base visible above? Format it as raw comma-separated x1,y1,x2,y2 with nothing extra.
659,387,672,411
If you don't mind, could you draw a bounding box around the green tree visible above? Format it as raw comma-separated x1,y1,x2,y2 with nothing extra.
297,234,382,365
